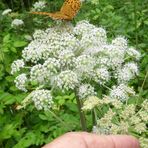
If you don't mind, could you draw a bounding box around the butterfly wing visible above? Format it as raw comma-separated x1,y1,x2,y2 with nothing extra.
60,0,81,19
31,0,81,20
49,12,72,20
31,11,71,20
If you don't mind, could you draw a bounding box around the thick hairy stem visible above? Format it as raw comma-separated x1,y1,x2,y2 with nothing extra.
76,96,87,131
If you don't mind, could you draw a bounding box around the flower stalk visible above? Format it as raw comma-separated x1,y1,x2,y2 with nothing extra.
75,94,87,131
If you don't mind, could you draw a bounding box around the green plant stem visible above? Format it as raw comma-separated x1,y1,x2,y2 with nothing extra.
140,71,148,92
92,109,97,126
134,0,138,48
21,0,25,11
48,110,72,131
10,0,14,10
75,96,87,131
102,84,112,91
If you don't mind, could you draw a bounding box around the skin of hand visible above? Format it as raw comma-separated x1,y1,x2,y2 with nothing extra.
42,132,140,148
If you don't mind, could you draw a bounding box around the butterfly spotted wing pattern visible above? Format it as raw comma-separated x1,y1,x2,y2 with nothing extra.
31,0,81,20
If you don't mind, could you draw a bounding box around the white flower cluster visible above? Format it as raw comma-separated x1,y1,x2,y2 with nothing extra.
31,89,53,110
94,68,110,84
78,84,96,99
11,19,24,27
112,36,128,50
11,20,140,109
30,64,47,84
32,1,46,11
116,62,139,83
43,58,61,75
126,47,141,60
22,28,79,63
2,9,12,15
11,59,25,74
74,55,96,79
93,99,148,146
74,20,107,48
14,73,27,92
100,45,125,69
56,49,74,67
139,137,148,148
54,70,79,91
110,84,135,101
82,96,99,110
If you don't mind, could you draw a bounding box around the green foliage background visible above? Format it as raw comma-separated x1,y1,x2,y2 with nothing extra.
0,0,147,147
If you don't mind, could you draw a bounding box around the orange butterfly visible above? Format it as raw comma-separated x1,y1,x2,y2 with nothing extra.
31,0,81,20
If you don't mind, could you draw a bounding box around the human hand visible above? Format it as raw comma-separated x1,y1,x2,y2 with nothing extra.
42,132,139,148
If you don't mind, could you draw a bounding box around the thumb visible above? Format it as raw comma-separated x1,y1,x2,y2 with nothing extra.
43,132,140,148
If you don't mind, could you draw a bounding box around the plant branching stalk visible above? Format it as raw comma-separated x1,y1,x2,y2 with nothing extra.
75,95,87,131
48,110,72,131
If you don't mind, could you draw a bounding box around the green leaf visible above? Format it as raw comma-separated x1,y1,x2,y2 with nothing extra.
144,20,148,25
13,132,36,148
11,47,17,53
13,41,27,47
39,114,48,120
10,86,18,91
5,76,14,82
0,93,16,105
65,103,77,112
3,34,10,43
0,104,4,114
58,99,65,105
4,97,16,105
0,124,15,140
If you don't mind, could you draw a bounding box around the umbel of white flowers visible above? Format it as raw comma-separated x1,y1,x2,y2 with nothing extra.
11,20,140,110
